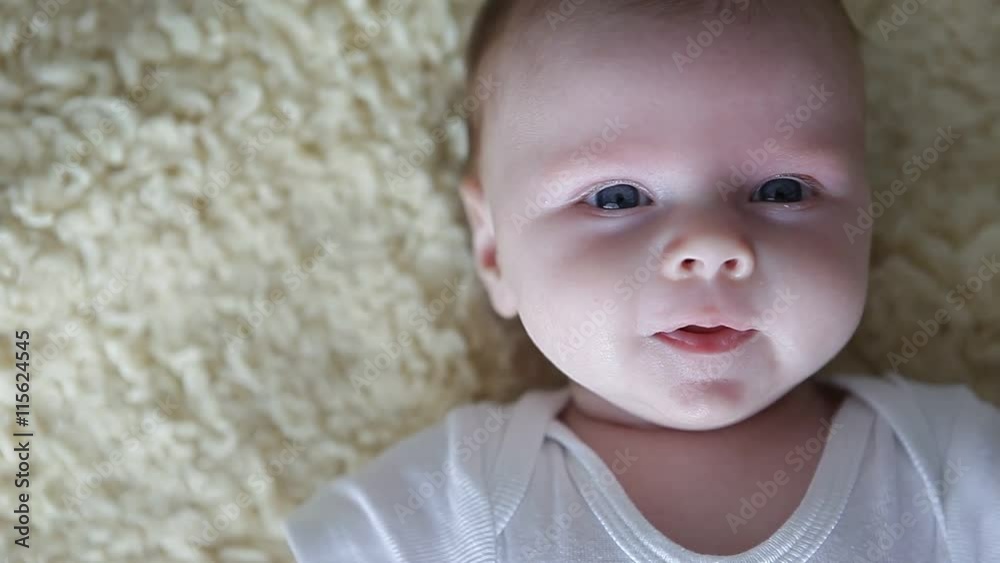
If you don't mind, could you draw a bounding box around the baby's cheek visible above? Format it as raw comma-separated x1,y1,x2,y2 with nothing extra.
518,278,626,370
780,270,864,370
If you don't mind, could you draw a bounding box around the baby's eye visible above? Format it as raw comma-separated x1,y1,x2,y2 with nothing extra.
750,177,808,203
584,183,652,210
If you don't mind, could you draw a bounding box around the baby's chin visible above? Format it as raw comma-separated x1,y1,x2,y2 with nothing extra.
573,370,804,431
660,378,783,430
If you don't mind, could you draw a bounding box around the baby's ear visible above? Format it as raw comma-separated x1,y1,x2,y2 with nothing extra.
458,175,518,319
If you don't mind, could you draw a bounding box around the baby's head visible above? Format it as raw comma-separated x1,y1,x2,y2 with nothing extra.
458,0,871,430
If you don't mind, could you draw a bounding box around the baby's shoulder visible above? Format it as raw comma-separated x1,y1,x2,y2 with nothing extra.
353,387,561,486
283,388,566,562
353,395,520,484
831,372,999,446
832,372,999,550
881,374,998,473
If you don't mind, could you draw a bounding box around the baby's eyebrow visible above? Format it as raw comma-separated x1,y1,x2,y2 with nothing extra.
526,142,858,189
526,143,689,190
609,0,762,23
765,146,863,176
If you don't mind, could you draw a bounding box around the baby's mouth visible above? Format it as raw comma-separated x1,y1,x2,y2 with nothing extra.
654,325,758,354
676,325,728,334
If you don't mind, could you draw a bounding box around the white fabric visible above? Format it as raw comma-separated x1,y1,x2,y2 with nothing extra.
283,373,1000,562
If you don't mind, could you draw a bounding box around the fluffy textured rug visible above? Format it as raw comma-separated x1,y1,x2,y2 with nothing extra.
0,0,996,561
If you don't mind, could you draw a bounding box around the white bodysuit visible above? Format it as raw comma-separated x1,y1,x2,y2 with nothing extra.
284,373,1000,562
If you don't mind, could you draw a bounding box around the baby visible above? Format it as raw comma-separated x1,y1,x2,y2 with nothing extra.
285,0,1000,561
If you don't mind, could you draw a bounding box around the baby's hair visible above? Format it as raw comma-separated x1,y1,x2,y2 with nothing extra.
462,0,518,182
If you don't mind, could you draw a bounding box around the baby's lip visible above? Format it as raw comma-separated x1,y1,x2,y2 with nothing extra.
675,325,734,334
653,327,758,355
657,315,754,335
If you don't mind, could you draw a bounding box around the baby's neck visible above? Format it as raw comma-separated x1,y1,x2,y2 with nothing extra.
559,379,845,460
558,380,847,555
560,381,844,555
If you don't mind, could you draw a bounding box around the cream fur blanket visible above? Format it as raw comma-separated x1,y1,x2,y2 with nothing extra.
0,0,996,561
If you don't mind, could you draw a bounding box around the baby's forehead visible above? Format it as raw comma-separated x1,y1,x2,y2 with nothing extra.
510,0,739,26
497,0,847,75
503,0,760,49
478,0,863,185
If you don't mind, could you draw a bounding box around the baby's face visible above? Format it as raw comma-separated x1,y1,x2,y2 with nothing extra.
463,0,871,429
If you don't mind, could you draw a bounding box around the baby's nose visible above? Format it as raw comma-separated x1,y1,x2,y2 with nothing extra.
660,234,755,281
